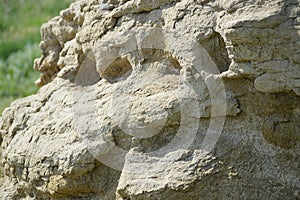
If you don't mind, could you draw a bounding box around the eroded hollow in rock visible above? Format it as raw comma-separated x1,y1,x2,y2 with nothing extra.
102,57,133,83
101,49,181,83
200,31,231,73
140,49,181,70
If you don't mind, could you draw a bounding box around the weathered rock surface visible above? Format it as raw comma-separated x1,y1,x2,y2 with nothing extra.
1,0,300,199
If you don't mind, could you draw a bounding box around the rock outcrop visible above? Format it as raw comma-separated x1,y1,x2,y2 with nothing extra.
1,0,300,199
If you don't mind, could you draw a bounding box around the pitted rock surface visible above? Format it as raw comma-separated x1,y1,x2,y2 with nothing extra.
1,0,300,199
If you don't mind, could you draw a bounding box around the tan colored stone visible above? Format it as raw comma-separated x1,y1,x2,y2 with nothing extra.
1,0,299,199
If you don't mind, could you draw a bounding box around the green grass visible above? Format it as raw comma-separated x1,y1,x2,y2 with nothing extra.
0,43,41,109
0,0,73,114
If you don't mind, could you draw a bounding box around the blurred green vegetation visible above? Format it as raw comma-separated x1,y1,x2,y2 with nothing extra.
0,0,73,115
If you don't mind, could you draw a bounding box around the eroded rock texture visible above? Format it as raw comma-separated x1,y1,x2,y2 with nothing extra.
0,0,300,199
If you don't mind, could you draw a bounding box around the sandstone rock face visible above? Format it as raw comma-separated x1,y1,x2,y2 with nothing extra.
1,0,300,199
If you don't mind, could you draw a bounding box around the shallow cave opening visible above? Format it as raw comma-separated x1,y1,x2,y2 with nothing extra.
101,57,133,83
200,31,231,73
101,49,181,84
